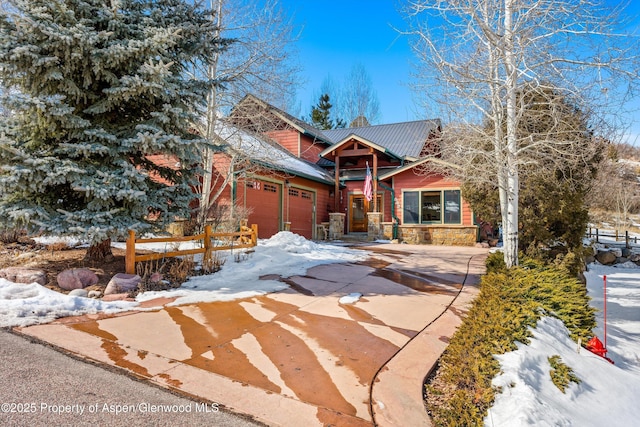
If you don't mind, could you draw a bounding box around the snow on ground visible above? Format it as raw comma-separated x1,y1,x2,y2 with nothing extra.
487,263,640,427
0,280,135,328
0,232,367,327
133,231,368,306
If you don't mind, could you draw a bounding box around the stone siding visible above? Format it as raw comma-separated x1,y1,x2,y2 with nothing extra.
398,225,477,246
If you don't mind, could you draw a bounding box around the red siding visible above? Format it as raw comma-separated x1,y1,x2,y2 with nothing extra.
391,171,473,226
266,129,299,157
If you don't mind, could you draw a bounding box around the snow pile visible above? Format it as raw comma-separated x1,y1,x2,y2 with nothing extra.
487,264,640,426
339,292,362,304
1,231,367,326
137,231,368,306
0,279,135,328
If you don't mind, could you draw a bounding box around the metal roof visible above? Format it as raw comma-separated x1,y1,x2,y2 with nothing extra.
320,120,441,160
215,122,335,185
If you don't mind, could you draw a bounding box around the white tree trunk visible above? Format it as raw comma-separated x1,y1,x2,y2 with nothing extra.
502,0,519,268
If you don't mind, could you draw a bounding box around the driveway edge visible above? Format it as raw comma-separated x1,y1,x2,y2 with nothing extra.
370,253,487,426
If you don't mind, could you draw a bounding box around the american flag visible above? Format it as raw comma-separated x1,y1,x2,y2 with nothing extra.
364,162,373,201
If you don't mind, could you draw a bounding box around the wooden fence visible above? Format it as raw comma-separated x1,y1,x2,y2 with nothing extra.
125,224,258,274
585,227,638,249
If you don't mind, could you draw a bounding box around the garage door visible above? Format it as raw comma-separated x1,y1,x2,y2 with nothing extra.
244,180,281,238
288,187,314,239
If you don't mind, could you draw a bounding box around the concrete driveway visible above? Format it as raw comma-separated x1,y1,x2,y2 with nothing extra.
17,243,487,426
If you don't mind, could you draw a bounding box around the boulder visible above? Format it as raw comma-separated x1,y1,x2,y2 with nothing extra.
104,273,141,295
57,268,99,291
68,289,88,298
595,250,617,265
102,293,134,302
0,267,47,286
622,247,632,258
610,248,623,258
88,290,102,299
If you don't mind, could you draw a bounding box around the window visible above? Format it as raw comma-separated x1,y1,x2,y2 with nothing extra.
403,189,461,225
264,183,277,193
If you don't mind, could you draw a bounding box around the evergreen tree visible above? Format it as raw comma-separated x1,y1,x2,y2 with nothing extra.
462,85,602,253
309,93,344,129
0,0,225,259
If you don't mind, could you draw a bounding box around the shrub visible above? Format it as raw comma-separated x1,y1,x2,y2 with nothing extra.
425,256,595,426
548,354,581,393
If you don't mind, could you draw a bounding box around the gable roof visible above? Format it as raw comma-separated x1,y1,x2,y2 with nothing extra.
321,120,441,160
318,134,404,161
215,121,334,185
232,95,332,145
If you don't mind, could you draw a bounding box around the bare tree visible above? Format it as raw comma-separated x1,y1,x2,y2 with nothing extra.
339,63,381,127
404,0,639,267
190,0,302,229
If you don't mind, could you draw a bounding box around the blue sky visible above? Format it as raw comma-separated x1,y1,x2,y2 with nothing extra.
282,1,420,124
282,1,640,144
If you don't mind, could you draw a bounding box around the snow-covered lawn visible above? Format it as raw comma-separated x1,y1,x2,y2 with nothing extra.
0,232,367,327
487,263,640,427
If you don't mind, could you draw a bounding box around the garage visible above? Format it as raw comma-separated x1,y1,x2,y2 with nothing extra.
243,180,281,238
287,187,315,239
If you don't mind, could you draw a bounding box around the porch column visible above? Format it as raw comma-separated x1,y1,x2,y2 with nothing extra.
334,153,340,212
373,153,378,212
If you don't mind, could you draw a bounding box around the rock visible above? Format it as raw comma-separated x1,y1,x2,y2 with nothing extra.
611,248,623,258
617,257,628,264
595,250,617,265
68,289,88,298
88,290,102,299
0,267,47,286
584,255,596,264
104,273,141,295
102,293,133,302
476,242,490,248
622,248,632,258
56,268,99,291
630,253,640,263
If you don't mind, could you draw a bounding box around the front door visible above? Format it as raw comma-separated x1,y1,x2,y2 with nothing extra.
349,194,382,233
350,195,367,232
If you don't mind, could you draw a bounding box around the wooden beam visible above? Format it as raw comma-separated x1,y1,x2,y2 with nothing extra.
339,148,371,157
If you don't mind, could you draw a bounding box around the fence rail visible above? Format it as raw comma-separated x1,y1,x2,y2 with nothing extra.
125,224,258,274
586,227,637,248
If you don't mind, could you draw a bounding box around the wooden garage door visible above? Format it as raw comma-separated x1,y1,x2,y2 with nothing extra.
244,180,281,238
288,187,314,239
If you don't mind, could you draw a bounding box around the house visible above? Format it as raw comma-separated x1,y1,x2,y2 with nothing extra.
206,95,477,245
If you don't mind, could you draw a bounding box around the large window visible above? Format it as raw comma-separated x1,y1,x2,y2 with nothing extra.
403,189,461,225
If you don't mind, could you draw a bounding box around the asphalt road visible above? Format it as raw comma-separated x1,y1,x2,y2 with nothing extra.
0,329,264,427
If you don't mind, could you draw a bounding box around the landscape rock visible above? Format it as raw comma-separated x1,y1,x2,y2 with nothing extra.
56,268,99,291
584,255,596,264
104,273,141,295
595,251,617,265
0,267,47,286
88,290,102,299
610,248,623,258
102,293,133,302
621,248,632,258
629,253,640,263
68,289,88,298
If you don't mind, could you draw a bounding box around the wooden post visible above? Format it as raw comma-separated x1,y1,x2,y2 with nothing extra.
372,153,378,212
204,225,212,259
334,153,340,212
251,224,258,246
126,230,136,274
626,230,630,249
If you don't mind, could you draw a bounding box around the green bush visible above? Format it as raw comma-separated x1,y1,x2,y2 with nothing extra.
548,354,581,393
425,256,595,426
